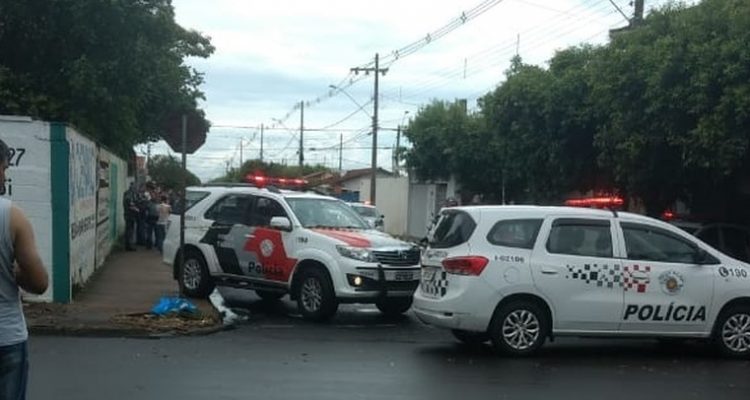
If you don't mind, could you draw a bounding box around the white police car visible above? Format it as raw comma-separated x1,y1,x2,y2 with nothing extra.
413,206,750,358
163,178,421,321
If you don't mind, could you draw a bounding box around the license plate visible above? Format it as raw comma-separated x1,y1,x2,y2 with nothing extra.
394,271,415,281
422,267,437,281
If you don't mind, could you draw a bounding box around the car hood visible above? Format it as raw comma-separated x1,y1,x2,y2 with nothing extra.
310,228,411,249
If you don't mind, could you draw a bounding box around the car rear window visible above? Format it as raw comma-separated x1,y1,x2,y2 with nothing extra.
184,190,210,211
429,210,476,249
487,219,543,249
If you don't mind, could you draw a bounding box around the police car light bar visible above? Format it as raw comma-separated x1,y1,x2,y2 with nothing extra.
564,196,624,208
245,174,308,188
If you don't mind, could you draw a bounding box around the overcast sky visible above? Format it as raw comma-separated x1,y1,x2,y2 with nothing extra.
140,0,680,181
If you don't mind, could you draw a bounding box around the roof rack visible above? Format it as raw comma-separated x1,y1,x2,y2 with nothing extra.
609,207,618,218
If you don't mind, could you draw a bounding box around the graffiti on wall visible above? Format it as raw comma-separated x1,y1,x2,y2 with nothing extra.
68,130,97,285
96,151,111,267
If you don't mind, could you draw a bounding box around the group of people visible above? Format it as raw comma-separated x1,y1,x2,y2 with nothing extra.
122,182,175,253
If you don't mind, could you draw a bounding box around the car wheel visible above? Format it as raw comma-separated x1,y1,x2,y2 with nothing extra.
256,290,285,301
375,297,413,315
296,268,338,321
489,301,548,356
713,305,750,359
452,329,490,346
179,250,214,298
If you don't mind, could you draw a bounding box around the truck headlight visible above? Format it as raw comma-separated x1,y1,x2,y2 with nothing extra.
336,245,378,263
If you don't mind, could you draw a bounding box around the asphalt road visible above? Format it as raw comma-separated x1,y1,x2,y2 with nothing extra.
29,290,750,400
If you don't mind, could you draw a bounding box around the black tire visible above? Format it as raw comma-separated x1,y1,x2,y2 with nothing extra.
489,300,548,357
713,305,750,359
375,297,413,315
296,268,338,321
256,290,286,301
452,329,490,346
178,250,214,298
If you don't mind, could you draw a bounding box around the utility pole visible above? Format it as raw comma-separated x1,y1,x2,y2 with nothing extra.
299,101,304,168
351,53,388,205
633,0,644,24
338,133,343,172
260,124,264,162
239,138,243,168
394,125,401,175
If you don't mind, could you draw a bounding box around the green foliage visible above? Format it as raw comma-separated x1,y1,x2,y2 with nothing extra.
148,154,201,190
405,0,750,216
0,0,214,155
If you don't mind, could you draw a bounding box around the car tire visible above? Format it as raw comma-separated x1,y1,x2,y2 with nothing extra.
296,268,338,322
489,300,548,357
375,297,413,315
256,290,286,301
713,305,750,359
179,250,214,298
452,329,490,346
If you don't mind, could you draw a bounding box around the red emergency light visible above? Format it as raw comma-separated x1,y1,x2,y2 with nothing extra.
565,196,624,208
245,174,308,188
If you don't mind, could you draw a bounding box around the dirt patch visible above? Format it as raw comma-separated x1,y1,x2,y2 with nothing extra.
111,311,220,334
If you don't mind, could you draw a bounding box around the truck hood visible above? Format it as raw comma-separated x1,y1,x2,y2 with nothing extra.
311,228,412,249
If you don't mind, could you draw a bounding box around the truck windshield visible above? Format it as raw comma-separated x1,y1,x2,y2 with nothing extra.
287,198,369,229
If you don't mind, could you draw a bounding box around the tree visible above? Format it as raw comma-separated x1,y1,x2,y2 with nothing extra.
0,0,214,155
591,0,750,216
148,154,201,190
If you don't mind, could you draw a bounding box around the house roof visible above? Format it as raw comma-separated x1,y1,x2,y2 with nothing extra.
330,167,392,184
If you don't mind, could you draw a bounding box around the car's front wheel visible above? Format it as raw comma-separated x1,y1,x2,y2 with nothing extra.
489,300,548,356
714,305,750,359
179,250,214,298
375,297,413,315
296,268,338,321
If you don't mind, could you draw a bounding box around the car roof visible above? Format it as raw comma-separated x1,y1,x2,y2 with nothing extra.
186,184,335,200
451,205,661,224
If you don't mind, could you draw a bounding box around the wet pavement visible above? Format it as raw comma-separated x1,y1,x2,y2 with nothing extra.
29,290,750,400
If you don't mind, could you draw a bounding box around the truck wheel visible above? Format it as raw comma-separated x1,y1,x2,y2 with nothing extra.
375,297,413,315
713,305,750,359
179,250,214,298
296,268,338,321
256,290,285,301
489,300,548,357
452,329,490,346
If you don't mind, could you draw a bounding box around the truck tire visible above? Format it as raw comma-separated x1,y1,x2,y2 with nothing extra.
179,250,214,298
296,268,338,321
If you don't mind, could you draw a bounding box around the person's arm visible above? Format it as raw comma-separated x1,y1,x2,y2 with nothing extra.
11,206,49,294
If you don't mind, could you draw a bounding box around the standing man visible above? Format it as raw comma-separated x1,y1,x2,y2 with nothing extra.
155,195,171,253
123,182,138,251
0,138,49,400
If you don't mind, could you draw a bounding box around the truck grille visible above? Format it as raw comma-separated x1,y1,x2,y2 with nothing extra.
372,248,420,266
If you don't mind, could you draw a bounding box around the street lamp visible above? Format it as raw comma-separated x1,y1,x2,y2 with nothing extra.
329,85,371,118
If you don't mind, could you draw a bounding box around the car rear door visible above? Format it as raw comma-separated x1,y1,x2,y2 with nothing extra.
531,216,625,332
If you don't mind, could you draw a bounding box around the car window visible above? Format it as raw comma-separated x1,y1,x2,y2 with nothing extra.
204,195,252,225
430,210,476,249
546,219,612,258
487,219,543,249
286,198,369,229
696,227,720,249
621,222,703,264
353,205,378,218
721,227,750,262
250,197,288,227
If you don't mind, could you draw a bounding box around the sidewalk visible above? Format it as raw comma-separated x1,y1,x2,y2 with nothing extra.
25,248,222,337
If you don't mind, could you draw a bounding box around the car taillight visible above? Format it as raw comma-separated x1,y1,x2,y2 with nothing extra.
442,256,489,276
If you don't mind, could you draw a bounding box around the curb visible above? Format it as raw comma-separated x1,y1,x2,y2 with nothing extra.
29,322,229,339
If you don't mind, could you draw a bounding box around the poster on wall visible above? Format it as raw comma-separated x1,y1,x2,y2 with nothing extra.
0,116,53,301
68,129,98,286
96,150,111,268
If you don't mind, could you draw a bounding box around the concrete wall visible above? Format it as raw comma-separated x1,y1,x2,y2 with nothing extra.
1,116,54,301
0,116,128,302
